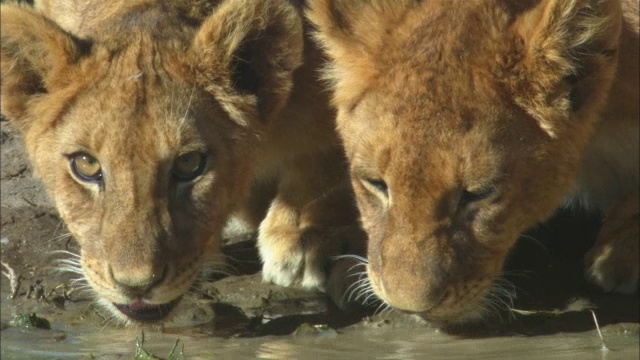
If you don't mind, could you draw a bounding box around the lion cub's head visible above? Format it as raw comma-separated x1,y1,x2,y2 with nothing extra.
310,0,622,323
1,0,302,324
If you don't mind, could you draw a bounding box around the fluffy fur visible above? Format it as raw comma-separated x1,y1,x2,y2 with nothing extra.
309,0,638,324
1,0,363,325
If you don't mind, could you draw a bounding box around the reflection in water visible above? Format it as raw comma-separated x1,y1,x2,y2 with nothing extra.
1,321,639,359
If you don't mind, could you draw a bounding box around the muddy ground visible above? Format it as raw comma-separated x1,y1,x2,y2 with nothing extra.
0,120,638,357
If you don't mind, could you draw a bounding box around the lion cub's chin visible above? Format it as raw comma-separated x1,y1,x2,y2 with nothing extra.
369,270,500,325
79,253,205,324
414,306,489,327
106,298,183,325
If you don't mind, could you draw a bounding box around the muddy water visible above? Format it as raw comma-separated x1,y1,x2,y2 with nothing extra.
1,293,638,360
1,318,638,359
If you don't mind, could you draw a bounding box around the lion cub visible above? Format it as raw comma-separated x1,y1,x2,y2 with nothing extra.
1,0,363,325
309,0,639,324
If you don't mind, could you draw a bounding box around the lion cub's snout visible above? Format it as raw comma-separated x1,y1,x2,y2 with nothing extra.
82,214,193,323
106,260,179,323
369,250,448,313
101,214,169,297
108,259,167,298
367,224,497,323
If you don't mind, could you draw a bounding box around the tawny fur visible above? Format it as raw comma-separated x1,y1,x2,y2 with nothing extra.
1,0,364,325
309,0,638,324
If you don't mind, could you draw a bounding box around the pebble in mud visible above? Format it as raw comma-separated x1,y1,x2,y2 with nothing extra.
8,313,51,330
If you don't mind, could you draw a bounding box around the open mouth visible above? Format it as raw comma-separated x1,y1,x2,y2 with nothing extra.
113,297,182,323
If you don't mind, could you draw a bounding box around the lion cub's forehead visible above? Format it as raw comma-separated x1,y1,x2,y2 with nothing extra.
342,84,510,179
415,2,514,54
350,78,503,141
60,47,206,160
338,1,521,114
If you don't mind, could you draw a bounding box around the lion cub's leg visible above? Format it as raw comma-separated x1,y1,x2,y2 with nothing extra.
258,149,364,290
585,195,639,293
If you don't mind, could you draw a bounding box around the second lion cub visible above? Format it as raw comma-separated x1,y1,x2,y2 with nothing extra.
309,0,639,324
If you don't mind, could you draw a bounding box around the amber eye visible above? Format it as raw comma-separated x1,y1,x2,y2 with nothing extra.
70,153,103,182
172,151,207,181
360,177,389,199
364,178,388,195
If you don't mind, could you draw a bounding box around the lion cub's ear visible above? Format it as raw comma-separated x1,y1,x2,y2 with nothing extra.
1,5,89,128
190,0,304,126
513,0,622,137
307,0,417,108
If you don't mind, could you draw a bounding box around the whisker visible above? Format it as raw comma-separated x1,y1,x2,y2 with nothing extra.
345,278,370,303
373,300,391,316
377,303,394,317
481,275,518,322
331,254,369,263
56,268,85,276
50,250,81,258
51,219,64,238
335,256,375,307
346,263,368,274
361,290,381,306
518,234,549,252
52,258,81,266
48,232,72,241
200,255,237,279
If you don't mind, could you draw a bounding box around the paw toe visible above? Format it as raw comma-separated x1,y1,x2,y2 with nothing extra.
261,254,304,288
586,248,639,294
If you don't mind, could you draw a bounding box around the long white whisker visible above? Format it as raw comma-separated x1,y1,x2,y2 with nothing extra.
346,278,371,303
373,300,390,316
346,263,368,274
332,254,369,263
50,250,81,258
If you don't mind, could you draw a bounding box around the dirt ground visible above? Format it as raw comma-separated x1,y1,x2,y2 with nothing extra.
0,119,638,346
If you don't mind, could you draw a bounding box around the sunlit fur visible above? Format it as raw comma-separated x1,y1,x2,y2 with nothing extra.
309,0,638,324
1,0,362,325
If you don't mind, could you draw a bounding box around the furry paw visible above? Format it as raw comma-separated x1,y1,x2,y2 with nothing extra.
585,198,639,293
257,227,327,291
585,242,639,293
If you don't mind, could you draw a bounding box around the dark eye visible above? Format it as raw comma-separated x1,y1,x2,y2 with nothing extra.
362,178,389,197
172,151,207,181
70,153,103,182
459,186,495,207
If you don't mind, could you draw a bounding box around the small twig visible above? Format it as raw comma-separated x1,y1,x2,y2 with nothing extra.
45,283,67,299
21,197,37,207
590,310,609,351
94,309,109,322
1,261,23,299
25,280,45,301
63,286,78,300
167,339,183,358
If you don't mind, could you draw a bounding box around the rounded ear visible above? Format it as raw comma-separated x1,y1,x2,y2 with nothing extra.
307,0,417,53
1,5,89,128
190,0,304,126
513,0,622,137
307,0,417,109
